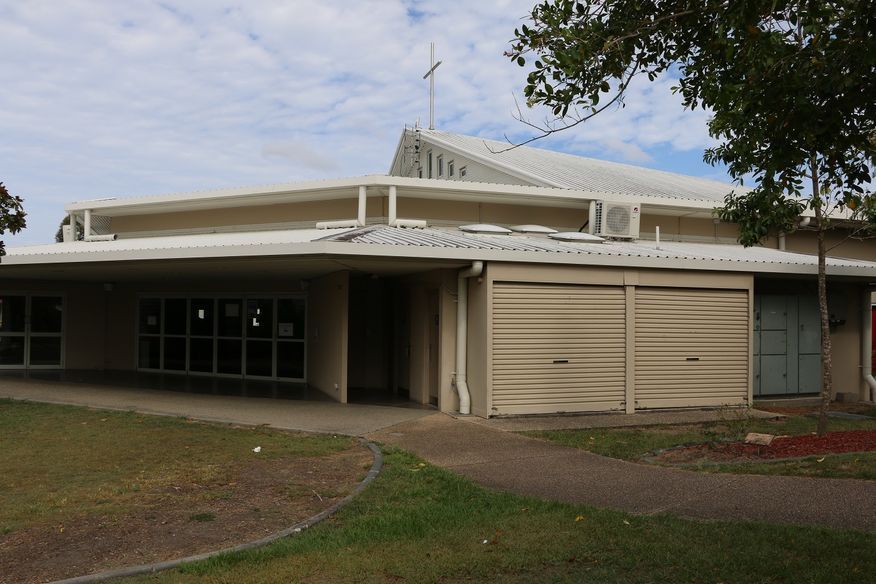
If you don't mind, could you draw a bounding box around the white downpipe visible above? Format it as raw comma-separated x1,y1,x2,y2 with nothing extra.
862,291,876,402
84,209,92,238
357,186,367,227
655,225,661,250
455,260,483,415
778,232,786,250
388,185,397,226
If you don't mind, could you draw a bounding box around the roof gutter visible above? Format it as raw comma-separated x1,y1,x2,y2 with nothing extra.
454,261,483,415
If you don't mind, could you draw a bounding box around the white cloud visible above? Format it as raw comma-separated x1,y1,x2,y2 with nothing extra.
0,0,719,245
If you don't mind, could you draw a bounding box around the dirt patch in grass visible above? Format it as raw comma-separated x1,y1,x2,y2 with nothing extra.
654,430,876,465
0,436,371,584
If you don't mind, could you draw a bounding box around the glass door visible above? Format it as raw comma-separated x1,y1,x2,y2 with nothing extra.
0,295,26,367
28,296,64,367
188,298,215,374
217,298,243,375
245,298,274,378
277,298,305,380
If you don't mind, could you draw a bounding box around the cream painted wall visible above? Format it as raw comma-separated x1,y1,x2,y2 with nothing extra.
466,266,490,417
111,198,367,235
306,271,349,402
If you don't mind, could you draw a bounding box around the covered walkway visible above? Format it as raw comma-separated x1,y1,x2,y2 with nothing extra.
0,374,433,436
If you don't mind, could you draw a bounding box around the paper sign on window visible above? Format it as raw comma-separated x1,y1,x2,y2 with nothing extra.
278,323,294,337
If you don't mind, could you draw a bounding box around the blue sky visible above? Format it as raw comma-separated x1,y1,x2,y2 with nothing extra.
1,0,726,246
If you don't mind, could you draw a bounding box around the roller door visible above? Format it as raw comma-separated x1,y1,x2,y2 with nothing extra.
492,283,626,414
635,288,749,409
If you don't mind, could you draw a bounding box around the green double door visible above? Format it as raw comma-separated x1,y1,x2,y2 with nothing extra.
753,295,821,396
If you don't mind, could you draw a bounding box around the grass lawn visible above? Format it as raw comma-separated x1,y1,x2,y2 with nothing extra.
524,406,876,479
123,447,875,584
0,399,364,582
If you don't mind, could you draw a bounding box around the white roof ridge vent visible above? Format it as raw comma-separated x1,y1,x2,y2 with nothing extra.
549,231,606,243
509,224,558,234
459,224,512,235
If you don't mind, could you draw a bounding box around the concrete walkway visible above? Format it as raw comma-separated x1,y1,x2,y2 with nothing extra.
368,413,876,532
5,377,873,531
0,377,433,436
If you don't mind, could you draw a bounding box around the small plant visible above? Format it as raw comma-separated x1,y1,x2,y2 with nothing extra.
189,512,216,522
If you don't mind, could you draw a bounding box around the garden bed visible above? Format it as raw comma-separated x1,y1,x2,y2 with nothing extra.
653,430,876,465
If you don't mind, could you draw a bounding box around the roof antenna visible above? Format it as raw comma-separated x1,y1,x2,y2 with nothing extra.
422,42,442,130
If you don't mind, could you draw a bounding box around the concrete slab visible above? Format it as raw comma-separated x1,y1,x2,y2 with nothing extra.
368,413,876,532
461,407,781,432
0,377,433,436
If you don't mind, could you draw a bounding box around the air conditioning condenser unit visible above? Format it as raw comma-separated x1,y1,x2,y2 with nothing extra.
588,200,641,239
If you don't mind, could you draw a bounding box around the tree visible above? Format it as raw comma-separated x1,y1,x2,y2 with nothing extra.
509,1,876,434
0,182,27,259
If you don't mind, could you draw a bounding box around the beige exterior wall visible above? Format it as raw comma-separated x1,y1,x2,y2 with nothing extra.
781,230,876,261
111,198,380,235
467,268,490,417
306,271,349,402
831,285,865,398
640,215,740,243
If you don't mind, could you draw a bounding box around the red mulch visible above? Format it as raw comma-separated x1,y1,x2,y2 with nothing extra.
717,430,876,459
654,430,876,465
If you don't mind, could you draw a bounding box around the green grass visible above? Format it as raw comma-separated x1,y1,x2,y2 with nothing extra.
0,399,352,533
122,447,875,583
693,452,876,479
523,410,876,479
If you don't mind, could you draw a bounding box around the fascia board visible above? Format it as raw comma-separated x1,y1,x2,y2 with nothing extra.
5,240,876,278
387,129,410,175
63,174,720,217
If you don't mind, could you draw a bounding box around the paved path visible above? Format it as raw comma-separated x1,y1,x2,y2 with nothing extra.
0,377,432,436
6,377,873,531
368,413,876,532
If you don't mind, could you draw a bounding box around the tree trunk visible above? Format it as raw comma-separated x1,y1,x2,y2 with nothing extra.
813,166,832,436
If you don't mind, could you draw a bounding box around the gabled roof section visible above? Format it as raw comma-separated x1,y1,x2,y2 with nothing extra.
414,128,745,204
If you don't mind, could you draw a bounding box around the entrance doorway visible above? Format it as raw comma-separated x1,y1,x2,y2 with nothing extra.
346,276,439,408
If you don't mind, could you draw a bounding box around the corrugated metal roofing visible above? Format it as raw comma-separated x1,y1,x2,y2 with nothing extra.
6,228,353,257
323,225,876,270
417,129,747,203
5,224,876,276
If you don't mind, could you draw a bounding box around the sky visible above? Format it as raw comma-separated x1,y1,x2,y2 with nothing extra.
1,0,727,246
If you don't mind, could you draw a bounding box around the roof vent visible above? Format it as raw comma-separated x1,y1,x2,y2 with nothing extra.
588,200,641,239
459,224,512,235
509,224,558,234
549,232,605,243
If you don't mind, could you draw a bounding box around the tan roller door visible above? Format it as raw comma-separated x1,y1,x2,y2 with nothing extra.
492,283,626,415
635,287,749,409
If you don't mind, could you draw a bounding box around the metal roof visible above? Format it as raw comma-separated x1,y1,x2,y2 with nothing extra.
322,225,876,272
416,129,748,203
4,225,876,277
